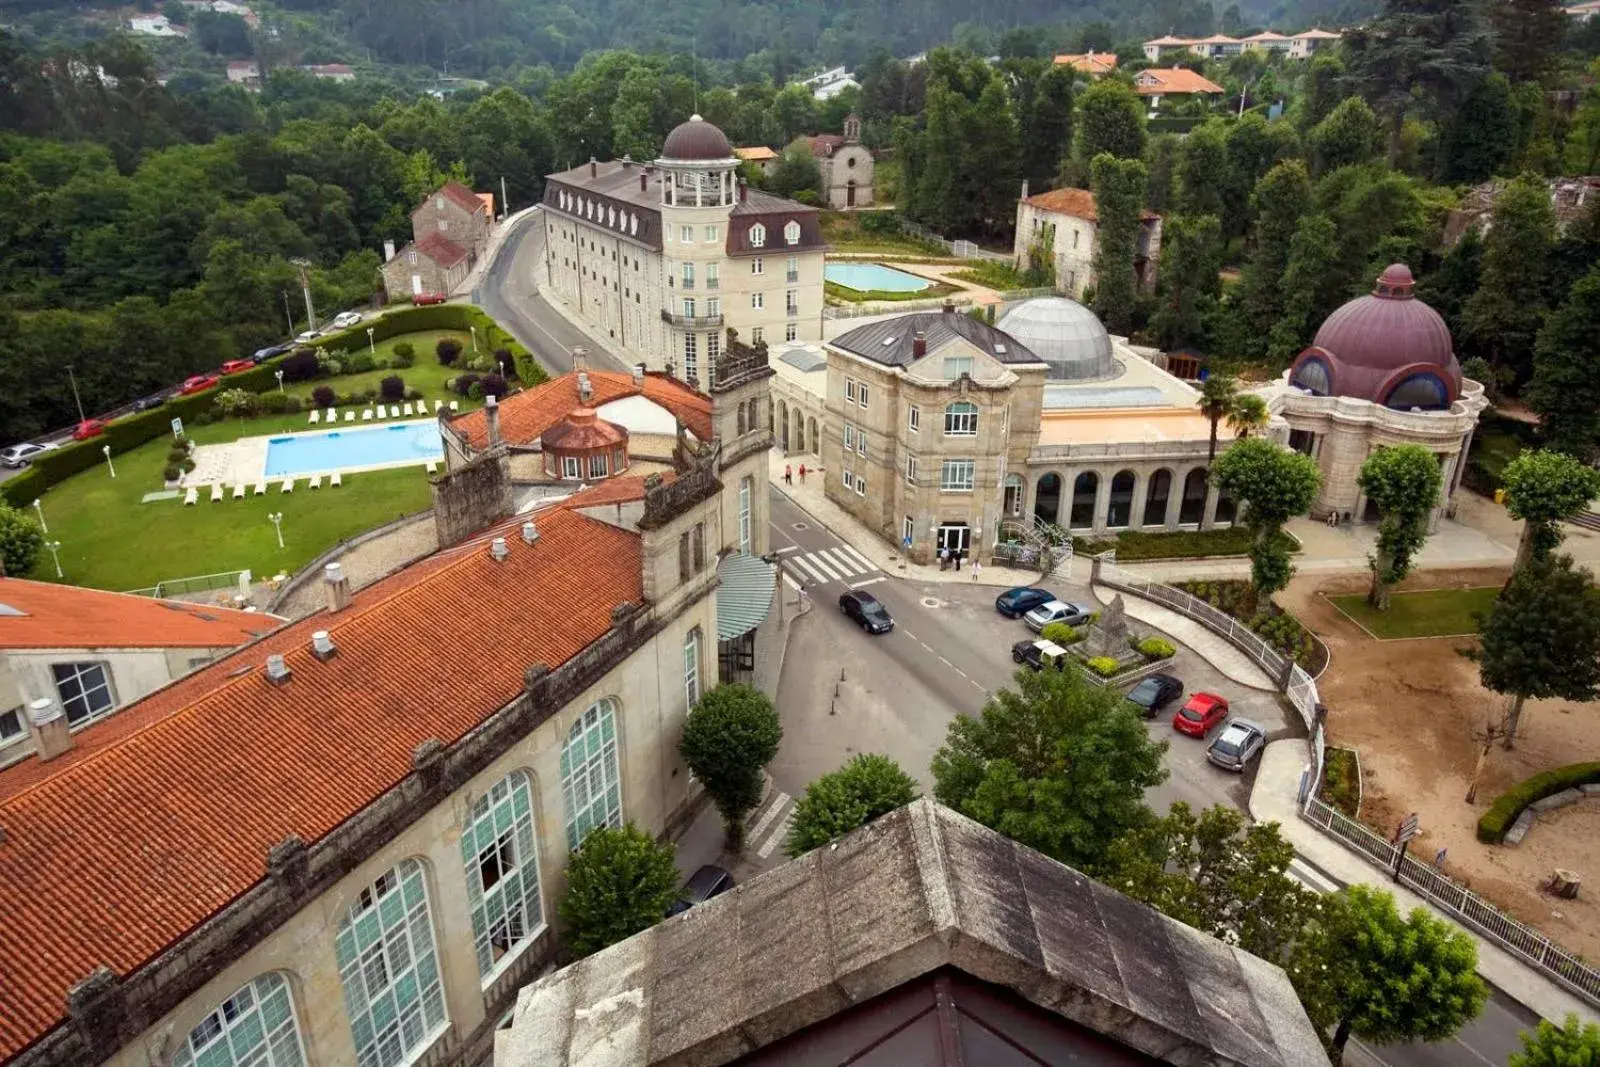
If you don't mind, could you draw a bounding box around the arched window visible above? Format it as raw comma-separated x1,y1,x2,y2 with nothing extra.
749,223,767,248
1143,468,1173,527
1108,470,1136,528
1290,356,1331,396
461,772,543,977
943,401,978,436
1034,473,1062,525
1384,372,1449,411
175,974,306,1067
1180,468,1209,524
1069,471,1098,529
561,699,622,851
784,220,801,245
335,860,447,1067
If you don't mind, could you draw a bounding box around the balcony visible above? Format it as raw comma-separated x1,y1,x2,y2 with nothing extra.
661,309,725,328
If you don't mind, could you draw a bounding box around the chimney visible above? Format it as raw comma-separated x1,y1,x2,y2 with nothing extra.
912,331,926,359
572,346,589,372
28,698,73,761
383,238,396,262
311,630,336,661
522,520,539,545
1020,179,1029,202
621,153,632,169
589,156,598,177
632,362,645,385
942,299,955,314
484,393,501,449
323,562,351,613
490,536,510,562
578,372,593,403
264,654,292,686
739,180,749,203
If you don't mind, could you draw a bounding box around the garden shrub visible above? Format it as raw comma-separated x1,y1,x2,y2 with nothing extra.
467,354,493,372
0,468,44,508
1477,762,1600,843
437,339,462,366
280,348,320,382
162,463,181,482
379,375,406,401
349,353,376,374
1086,656,1121,677
468,381,484,400
257,392,292,414
166,446,187,465
1137,637,1176,660
859,211,901,234
453,373,481,397
481,373,508,399
1321,748,1362,818
493,348,514,376
320,358,343,377
181,456,196,471
405,388,423,402
311,385,336,409
1039,622,1082,645
392,341,416,367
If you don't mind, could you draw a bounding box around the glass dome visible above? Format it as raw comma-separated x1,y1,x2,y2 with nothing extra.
997,297,1115,381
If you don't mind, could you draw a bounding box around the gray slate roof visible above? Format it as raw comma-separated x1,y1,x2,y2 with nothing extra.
830,311,1043,368
495,799,1330,1067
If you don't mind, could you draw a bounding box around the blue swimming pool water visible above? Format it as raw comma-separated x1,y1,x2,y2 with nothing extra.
264,421,442,477
824,262,933,293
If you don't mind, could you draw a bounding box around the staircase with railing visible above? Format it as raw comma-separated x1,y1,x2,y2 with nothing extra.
994,516,1073,575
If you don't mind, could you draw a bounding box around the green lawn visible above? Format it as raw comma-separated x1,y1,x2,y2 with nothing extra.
1328,587,1500,639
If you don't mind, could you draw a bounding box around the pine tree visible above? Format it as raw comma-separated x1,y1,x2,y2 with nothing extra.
1020,63,1074,191
1266,213,1342,365
1150,214,1222,351
1308,97,1383,175
971,78,1020,237
1089,153,1147,335
1526,268,1600,463
1237,159,1311,351
1490,0,1568,85
1071,80,1145,180
1462,173,1556,386
1175,119,1227,219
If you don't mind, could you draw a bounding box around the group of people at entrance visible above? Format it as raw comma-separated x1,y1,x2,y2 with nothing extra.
783,464,806,486
938,545,978,578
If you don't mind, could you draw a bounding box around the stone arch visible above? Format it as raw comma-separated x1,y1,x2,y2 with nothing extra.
808,416,818,454
1070,471,1099,529
1034,473,1062,525
1144,468,1173,527
1108,470,1136,528
1180,468,1209,525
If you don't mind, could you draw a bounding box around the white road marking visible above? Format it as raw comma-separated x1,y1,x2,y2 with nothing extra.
818,548,861,576
838,544,877,572
782,574,801,592
804,551,846,582
1288,857,1342,895
746,791,792,854
757,809,795,859
902,630,917,641
776,545,801,554
786,555,827,584
851,576,885,588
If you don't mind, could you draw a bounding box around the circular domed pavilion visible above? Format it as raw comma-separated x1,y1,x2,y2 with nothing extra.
541,408,629,481
997,298,1115,381
661,114,735,162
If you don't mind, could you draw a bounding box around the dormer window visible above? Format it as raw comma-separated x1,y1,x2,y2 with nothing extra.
784,220,800,245
749,223,766,248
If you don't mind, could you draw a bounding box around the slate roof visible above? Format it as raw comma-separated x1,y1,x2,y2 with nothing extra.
0,579,278,650
725,189,826,256
829,311,1044,369
450,371,712,451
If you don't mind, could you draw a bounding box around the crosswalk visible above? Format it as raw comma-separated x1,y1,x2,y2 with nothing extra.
1288,856,1342,895
780,544,879,587
746,787,796,860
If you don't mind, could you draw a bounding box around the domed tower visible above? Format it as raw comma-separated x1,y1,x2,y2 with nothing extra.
657,114,739,209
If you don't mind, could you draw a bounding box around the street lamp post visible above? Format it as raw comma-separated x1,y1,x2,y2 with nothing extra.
101,444,116,479
32,498,47,535
44,540,62,579
470,325,479,353
268,512,284,549
366,326,376,357
275,369,285,394
282,290,294,335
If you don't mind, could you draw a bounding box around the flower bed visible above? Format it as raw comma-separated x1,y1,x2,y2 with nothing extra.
1321,747,1362,818
1478,761,1600,844
1174,579,1326,672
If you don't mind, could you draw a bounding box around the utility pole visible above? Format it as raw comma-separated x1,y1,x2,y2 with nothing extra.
66,365,87,423
282,290,294,335
289,258,315,332
500,175,509,219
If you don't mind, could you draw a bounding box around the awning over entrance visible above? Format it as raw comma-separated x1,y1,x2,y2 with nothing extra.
716,553,776,640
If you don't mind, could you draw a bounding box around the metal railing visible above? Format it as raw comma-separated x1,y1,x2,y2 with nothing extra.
824,294,976,320
125,569,250,599
660,310,724,328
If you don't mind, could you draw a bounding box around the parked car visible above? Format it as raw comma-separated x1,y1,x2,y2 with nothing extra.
1124,673,1184,718
293,329,322,344
1011,638,1069,672
665,865,735,916
219,359,255,375
1173,692,1230,738
995,586,1056,618
412,292,447,306
331,310,363,329
71,419,108,441
1023,599,1094,633
1206,719,1267,772
252,344,291,363
1,441,57,468
130,394,166,413
179,374,220,395
839,589,894,634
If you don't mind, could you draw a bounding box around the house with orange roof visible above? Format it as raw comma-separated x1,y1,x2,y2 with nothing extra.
1142,34,1193,62
1011,183,1164,300
381,180,495,301
0,344,779,1067
1052,51,1118,77
0,579,281,768
1289,27,1343,58
733,145,779,177
1132,67,1227,112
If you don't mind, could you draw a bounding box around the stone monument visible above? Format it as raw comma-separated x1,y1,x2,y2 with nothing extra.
1082,594,1130,658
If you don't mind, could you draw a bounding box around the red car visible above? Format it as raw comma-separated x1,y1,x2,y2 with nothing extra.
179,374,220,395
219,359,255,375
412,292,447,306
1173,692,1230,737
71,419,107,441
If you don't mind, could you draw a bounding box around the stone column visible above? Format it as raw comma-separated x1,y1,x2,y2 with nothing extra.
1202,482,1222,528
1165,476,1184,530
1130,472,1151,530
1091,471,1112,534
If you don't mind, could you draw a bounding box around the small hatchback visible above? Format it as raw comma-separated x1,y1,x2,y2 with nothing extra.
1207,719,1267,772
839,589,894,634
332,310,363,328
0,441,55,468
995,586,1056,618
1173,692,1230,737
71,419,108,441
179,374,220,395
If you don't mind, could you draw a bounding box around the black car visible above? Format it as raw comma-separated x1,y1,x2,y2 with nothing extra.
666,864,735,916
995,586,1056,618
1011,638,1068,672
252,343,292,363
130,394,166,412
839,589,894,634
1125,673,1184,718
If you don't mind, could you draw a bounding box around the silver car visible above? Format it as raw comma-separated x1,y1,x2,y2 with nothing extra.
1206,719,1267,772
1023,599,1093,633
1,441,57,468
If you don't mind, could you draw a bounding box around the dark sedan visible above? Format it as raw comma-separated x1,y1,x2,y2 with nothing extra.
995,586,1056,618
253,343,291,363
666,865,735,916
1124,673,1184,718
839,589,894,634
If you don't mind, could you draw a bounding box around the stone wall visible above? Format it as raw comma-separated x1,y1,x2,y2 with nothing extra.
268,510,438,620
431,452,511,546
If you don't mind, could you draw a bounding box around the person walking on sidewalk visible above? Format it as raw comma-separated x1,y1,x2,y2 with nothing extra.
971,559,982,580
938,545,949,571
954,549,963,572
798,464,806,483
784,464,793,486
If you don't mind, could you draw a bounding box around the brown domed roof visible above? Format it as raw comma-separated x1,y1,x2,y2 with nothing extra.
541,408,628,451
661,115,734,162
1289,264,1461,409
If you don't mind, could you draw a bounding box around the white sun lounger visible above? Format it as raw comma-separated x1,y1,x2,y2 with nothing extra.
448,401,459,412
309,474,322,490
402,402,414,416
280,478,294,493
362,409,374,421
344,411,355,422
374,404,386,418
434,399,443,412
325,407,336,423
254,480,267,495
330,472,343,487
209,483,223,503
183,487,198,506
232,483,245,500
308,410,320,424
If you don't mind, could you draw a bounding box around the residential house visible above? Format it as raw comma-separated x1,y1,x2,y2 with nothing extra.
127,14,183,36
799,65,859,100
0,579,279,769
1144,28,1343,60
302,63,355,81
732,145,779,177
1288,28,1343,57
382,181,494,300
1242,30,1294,53
799,113,874,209
225,60,259,87
381,231,471,300
1141,34,1193,61
1052,51,1118,77
1187,33,1245,58
1133,67,1227,112
1012,183,1163,300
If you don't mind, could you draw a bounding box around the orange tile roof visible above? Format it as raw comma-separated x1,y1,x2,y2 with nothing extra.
0,579,280,650
437,179,487,216
734,146,778,162
451,371,713,451
0,504,642,1060
1134,68,1226,95
1023,187,1160,222
412,231,470,267
561,472,673,509
1053,52,1119,73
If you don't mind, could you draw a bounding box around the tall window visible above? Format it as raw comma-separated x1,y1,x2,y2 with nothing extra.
681,225,694,243
843,423,855,450
684,334,698,386
785,255,799,282
908,405,920,433
706,263,719,289
785,323,798,342
751,258,764,275
786,290,798,315
704,224,719,242
681,262,694,289
684,628,702,708
589,453,608,479
905,455,917,486
751,292,764,310
857,384,869,409
561,699,622,851
175,974,307,1067
707,330,721,365
52,662,114,726
461,772,543,977
335,861,447,1067
943,401,979,436
0,705,22,745
784,220,800,244
749,223,766,247
752,326,764,344
940,459,975,492
707,297,721,317
682,297,696,318
845,378,857,404
739,476,752,554
562,456,580,479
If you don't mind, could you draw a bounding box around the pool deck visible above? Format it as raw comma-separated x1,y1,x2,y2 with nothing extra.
187,419,442,487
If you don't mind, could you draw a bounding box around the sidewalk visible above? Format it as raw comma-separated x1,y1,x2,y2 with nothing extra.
1251,740,1598,1026
1087,584,1275,691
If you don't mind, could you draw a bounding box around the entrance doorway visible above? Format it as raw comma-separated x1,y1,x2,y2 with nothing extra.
847,180,857,207
937,523,970,554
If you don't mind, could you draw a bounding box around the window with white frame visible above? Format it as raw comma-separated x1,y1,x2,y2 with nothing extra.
784,220,800,244
589,453,608,479
785,323,798,342
750,292,763,310
738,476,752,553
684,333,698,385
940,459,975,492
707,263,719,288
842,468,855,491
903,516,915,544
749,223,766,247
752,326,764,344
785,255,798,281
858,383,869,409
707,297,721,317
751,257,764,275
905,455,917,486
785,290,798,313
437,218,448,232
335,860,447,1067
562,456,580,479
52,662,114,726
561,699,622,851
707,330,721,364
704,224,719,242
855,474,866,496
684,628,702,708
856,429,866,458
943,356,974,379
681,225,694,243
461,772,543,978
0,705,22,745
843,423,855,450
682,297,696,317
845,378,857,404
174,973,307,1067
908,405,921,433
943,401,979,436
681,262,694,289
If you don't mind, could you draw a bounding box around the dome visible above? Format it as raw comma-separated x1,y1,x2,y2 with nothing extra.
661,115,734,162
1290,264,1461,410
541,408,627,451
997,297,1115,381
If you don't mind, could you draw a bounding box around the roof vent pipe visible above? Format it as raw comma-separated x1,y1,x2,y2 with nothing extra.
29,697,74,761
640,171,648,192
484,393,501,449
942,299,955,314
578,372,593,403
324,562,351,614
490,537,510,562
311,630,336,661
522,521,539,545
589,156,597,177
633,363,646,384
265,655,292,685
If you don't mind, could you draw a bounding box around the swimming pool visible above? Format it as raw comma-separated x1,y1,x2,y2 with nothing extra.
263,421,443,477
824,262,933,293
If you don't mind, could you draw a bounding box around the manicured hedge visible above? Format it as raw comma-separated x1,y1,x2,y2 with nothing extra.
1476,762,1600,843
311,305,547,387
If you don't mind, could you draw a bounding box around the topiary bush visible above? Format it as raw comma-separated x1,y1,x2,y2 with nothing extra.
1136,637,1176,660
437,338,462,366
162,463,181,482
311,385,336,409
1086,656,1121,678
391,341,416,368
349,353,376,374
166,446,187,465
453,372,481,396
1477,762,1600,843
379,375,406,401
481,372,508,399
493,348,515,376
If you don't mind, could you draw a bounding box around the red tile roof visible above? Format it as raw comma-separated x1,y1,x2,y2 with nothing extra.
562,473,669,509
1023,187,1160,223
438,180,488,216
1053,52,1119,73
411,231,470,267
0,579,279,650
451,371,713,451
0,505,643,1060
1134,68,1226,96
805,134,845,158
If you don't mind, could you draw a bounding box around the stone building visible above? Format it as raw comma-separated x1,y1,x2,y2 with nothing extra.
1259,264,1488,525
538,116,826,389
381,181,494,301
1012,184,1163,301
0,347,778,1067
800,114,874,209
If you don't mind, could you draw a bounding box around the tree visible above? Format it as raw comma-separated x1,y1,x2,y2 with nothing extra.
1510,1014,1600,1067
931,664,1167,871
0,502,44,577
1071,80,1145,179
1149,214,1222,350
1294,884,1486,1060
1143,133,1179,215
1237,160,1312,348
1462,173,1557,387
1490,0,1568,85
767,143,822,200
1212,437,1322,597
1088,153,1147,335
1197,374,1238,463
436,338,461,366
1439,74,1524,185
1308,97,1383,175
785,753,919,857
1358,445,1444,610
1221,111,1297,241
1225,393,1269,439
1502,450,1600,571
1266,213,1343,365
1475,554,1600,748
678,683,782,850
557,824,680,958
1019,63,1075,191
1175,120,1227,219
214,387,256,423
1526,268,1600,463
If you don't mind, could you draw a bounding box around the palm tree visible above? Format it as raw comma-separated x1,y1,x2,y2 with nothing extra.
1198,374,1238,462
1226,394,1269,440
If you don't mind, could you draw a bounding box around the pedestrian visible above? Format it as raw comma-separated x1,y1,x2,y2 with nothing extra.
954,549,963,572
971,559,982,581
938,545,949,571
798,464,807,483
784,464,793,486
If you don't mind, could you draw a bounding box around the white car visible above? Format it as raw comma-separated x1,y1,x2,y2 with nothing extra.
1,441,57,468
331,311,363,329
294,330,322,344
